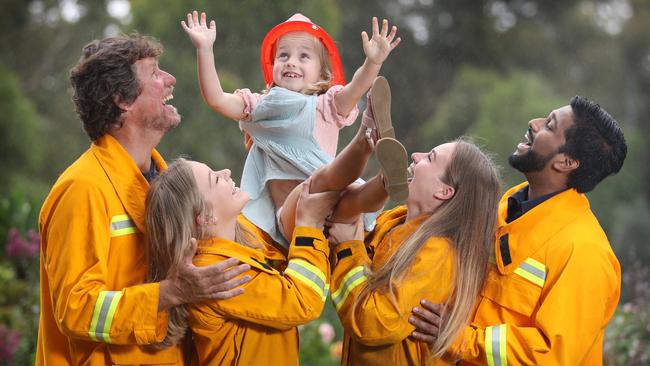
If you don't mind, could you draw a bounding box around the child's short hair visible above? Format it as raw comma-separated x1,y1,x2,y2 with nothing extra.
309,34,333,94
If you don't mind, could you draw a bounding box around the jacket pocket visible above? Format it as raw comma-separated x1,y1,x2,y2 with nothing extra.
480,268,542,318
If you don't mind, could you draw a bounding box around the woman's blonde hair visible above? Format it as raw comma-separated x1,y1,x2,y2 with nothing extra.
267,32,333,95
356,138,501,359
145,158,256,348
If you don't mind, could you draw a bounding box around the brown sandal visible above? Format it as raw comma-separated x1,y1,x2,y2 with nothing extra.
362,76,395,145
376,137,409,202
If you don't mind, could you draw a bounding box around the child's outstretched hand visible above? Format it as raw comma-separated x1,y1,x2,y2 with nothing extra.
362,17,401,65
181,11,216,50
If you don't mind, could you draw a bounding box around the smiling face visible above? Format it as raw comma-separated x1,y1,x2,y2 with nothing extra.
189,161,249,226
272,32,323,92
406,142,456,212
509,105,575,173
127,57,180,132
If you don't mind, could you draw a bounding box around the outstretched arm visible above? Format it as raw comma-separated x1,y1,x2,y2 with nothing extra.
334,17,401,116
181,11,246,120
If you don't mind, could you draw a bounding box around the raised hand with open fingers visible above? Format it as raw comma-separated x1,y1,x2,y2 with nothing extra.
361,17,401,65
181,10,217,50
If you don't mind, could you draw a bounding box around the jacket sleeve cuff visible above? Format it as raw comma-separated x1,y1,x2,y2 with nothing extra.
333,240,369,267
134,282,169,344
447,325,480,361
290,226,329,256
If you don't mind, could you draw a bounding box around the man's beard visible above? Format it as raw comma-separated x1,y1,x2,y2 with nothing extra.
508,148,554,173
142,112,180,133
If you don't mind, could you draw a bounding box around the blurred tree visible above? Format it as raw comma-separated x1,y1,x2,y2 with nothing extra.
619,0,650,207
0,0,124,188
420,66,561,185
588,130,643,239
419,66,501,147
610,197,650,296
0,64,43,193
466,70,563,186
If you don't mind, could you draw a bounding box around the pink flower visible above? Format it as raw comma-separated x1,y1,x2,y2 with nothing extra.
318,322,335,344
6,228,40,258
0,325,22,364
622,302,637,314
329,340,343,360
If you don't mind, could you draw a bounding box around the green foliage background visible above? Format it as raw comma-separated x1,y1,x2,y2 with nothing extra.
0,0,648,364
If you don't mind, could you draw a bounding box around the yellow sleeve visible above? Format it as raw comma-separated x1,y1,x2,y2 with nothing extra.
450,242,620,365
191,226,330,330
332,238,454,346
41,180,166,345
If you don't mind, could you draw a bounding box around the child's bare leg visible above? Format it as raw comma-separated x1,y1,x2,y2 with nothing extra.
310,125,373,193
268,179,302,209
327,136,409,225
329,176,388,223
311,76,394,193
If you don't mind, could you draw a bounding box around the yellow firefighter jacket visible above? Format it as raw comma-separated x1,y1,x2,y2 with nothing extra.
189,224,330,365
37,134,181,365
451,182,621,365
331,206,456,366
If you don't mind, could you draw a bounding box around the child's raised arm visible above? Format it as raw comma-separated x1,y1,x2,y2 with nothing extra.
182,11,246,121
334,17,401,116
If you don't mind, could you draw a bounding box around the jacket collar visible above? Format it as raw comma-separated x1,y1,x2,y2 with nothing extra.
367,206,430,266
494,182,590,274
91,134,167,234
196,237,269,264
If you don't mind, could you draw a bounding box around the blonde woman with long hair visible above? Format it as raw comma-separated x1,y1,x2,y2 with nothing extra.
145,159,338,365
329,138,501,365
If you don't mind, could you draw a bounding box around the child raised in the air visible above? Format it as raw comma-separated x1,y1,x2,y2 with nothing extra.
182,11,408,246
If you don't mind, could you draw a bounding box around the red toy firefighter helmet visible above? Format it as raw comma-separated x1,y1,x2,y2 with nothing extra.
260,13,345,88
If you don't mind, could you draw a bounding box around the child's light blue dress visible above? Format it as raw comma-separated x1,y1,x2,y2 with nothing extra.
239,87,377,247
